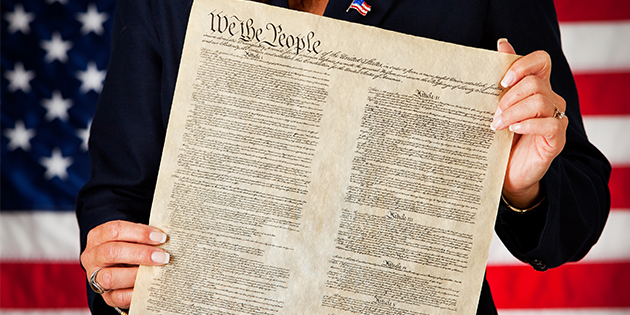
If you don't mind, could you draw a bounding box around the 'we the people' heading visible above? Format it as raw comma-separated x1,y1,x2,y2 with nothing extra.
207,11,322,55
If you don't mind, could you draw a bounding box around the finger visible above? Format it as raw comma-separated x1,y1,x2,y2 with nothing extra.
497,38,516,54
508,117,568,148
102,288,134,309
95,266,139,291
500,73,557,110
492,38,517,124
501,50,552,88
90,242,170,268
492,92,556,130
87,220,168,248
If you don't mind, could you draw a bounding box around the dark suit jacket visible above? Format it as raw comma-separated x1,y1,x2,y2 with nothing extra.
76,0,611,313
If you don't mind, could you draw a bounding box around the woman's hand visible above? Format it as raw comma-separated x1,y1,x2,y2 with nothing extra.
492,39,569,208
80,220,170,309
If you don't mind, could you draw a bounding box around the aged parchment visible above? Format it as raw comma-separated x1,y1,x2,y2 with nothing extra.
129,0,519,314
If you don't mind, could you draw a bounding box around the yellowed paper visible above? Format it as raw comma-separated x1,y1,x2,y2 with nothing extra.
129,0,518,314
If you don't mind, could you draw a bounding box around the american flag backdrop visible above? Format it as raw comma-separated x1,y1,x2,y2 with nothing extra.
0,0,628,314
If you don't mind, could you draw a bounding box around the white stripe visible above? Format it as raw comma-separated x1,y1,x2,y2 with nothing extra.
499,309,630,315
560,21,630,73
487,232,525,266
0,211,80,261
583,116,630,166
583,209,630,262
488,210,630,265
0,310,90,315
2,207,628,264
2,207,625,263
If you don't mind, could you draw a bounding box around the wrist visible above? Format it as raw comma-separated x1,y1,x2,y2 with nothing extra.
502,182,542,209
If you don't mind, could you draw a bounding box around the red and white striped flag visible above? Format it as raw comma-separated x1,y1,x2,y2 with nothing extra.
1,0,628,314
2,0,113,313
487,0,630,314
347,0,371,16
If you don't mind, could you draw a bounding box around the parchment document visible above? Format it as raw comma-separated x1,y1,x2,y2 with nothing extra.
130,0,519,314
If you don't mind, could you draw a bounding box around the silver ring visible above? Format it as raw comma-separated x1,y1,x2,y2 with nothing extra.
89,267,110,294
553,106,566,120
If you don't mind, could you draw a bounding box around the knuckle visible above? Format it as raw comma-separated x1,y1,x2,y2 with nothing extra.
549,120,561,135
538,50,552,73
99,268,114,289
104,220,123,241
79,251,90,269
540,50,552,63
101,243,121,263
86,228,96,242
86,227,101,246
531,94,547,114
533,50,551,66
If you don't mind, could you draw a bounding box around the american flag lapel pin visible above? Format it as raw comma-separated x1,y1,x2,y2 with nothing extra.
346,0,371,16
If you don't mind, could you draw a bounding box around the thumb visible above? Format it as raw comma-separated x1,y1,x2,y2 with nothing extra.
497,38,516,54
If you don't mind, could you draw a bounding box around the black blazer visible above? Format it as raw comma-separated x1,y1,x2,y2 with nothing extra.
76,0,611,313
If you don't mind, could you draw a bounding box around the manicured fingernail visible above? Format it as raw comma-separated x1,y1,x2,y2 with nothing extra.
491,107,503,131
493,107,503,121
152,251,170,264
509,123,522,132
491,116,503,131
150,232,167,244
497,38,508,51
501,70,515,88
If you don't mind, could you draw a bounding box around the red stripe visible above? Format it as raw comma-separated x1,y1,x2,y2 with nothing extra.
0,262,87,308
610,166,630,209
488,262,630,309
0,261,627,309
555,0,630,22
575,73,630,116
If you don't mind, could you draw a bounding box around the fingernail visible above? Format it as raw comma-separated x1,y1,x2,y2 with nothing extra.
509,123,522,132
493,107,503,121
151,251,170,264
497,38,508,51
150,232,167,244
491,107,503,131
501,70,515,88
491,116,503,131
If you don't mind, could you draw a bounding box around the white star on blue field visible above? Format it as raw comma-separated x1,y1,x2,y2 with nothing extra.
1,0,115,210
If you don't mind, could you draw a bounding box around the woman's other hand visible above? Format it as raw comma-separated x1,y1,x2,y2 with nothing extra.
492,38,569,208
80,220,170,309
